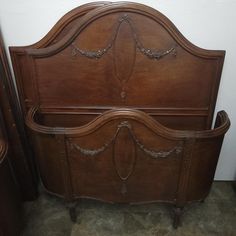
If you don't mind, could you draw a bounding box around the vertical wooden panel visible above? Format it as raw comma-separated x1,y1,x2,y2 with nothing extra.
0,31,38,200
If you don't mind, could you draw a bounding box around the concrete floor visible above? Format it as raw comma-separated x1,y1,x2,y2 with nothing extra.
22,182,236,236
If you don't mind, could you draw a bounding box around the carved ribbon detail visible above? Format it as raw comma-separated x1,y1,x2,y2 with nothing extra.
135,139,182,158
69,121,182,159
71,14,177,60
71,43,113,59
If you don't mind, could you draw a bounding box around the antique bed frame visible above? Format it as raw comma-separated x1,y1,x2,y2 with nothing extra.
10,2,230,228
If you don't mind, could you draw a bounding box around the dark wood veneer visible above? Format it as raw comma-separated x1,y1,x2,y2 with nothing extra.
0,31,37,200
10,2,230,228
0,140,21,236
0,88,21,235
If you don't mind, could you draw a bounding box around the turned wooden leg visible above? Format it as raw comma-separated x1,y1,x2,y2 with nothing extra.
67,202,77,222
173,207,183,229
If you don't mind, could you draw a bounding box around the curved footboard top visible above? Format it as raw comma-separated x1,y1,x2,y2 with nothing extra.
26,106,230,139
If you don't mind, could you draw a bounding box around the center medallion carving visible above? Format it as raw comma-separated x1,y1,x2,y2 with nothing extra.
113,16,137,100
113,124,137,182
68,121,183,195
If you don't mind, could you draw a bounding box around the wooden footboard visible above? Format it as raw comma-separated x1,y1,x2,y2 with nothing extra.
26,107,230,205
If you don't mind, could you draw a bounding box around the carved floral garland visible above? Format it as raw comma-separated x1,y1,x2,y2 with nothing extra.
71,14,177,60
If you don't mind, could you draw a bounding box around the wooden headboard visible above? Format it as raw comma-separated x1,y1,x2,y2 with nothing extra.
10,2,225,130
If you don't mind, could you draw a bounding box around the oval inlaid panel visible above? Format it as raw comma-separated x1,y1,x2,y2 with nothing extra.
113,19,136,85
113,127,136,181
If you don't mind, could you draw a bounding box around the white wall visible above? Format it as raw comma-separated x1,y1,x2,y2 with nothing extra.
0,0,235,180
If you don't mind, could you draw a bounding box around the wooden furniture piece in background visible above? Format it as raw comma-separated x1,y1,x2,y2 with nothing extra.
0,101,21,236
0,140,21,236
0,30,38,200
10,2,230,228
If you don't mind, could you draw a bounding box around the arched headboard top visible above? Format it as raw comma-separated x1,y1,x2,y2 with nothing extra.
10,2,225,130
25,2,225,58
